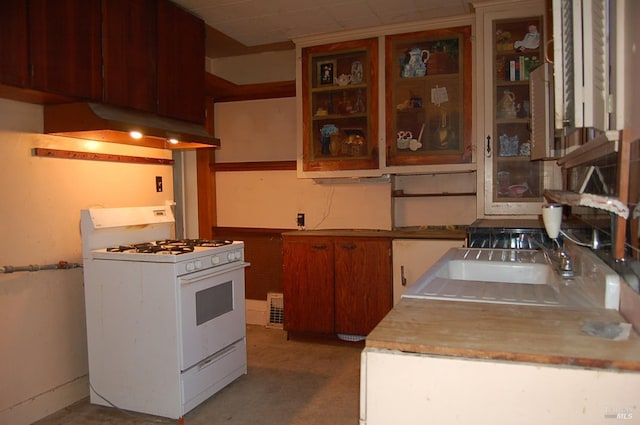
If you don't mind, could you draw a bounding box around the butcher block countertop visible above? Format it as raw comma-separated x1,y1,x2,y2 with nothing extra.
366,298,640,371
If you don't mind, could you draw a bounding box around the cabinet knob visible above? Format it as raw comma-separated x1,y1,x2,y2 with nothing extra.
340,243,357,250
311,244,327,250
486,135,492,157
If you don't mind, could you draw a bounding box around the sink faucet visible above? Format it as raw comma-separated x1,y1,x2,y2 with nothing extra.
518,234,575,278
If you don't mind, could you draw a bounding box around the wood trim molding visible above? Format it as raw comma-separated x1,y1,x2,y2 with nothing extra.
205,25,293,59
213,161,296,172
196,148,216,239
33,147,174,165
205,73,295,102
213,226,290,236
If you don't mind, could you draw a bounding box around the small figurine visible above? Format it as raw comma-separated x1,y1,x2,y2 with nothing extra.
514,24,540,51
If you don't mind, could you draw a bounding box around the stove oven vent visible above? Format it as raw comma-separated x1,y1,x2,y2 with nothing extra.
266,292,284,329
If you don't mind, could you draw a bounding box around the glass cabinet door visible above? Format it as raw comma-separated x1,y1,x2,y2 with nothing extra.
492,17,543,203
385,26,472,166
301,38,378,172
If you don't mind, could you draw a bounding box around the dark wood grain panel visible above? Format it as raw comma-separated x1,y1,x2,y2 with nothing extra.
214,227,287,301
0,0,29,87
157,0,205,123
283,236,335,335
334,238,392,335
29,0,102,99
102,0,157,112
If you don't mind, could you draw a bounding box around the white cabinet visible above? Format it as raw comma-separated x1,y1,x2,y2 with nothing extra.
391,239,464,305
360,347,639,425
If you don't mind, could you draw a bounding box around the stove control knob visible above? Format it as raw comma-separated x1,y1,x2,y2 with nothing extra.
227,252,235,262
186,262,195,272
211,255,220,265
234,251,242,260
194,260,202,269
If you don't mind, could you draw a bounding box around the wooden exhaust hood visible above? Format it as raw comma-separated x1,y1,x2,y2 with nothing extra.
44,103,220,150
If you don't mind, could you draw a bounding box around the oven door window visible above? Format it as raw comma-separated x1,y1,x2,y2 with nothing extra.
195,280,233,325
179,265,246,371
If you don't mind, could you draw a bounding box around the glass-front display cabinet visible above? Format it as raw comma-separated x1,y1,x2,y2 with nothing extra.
301,38,378,172
490,16,544,204
385,26,472,166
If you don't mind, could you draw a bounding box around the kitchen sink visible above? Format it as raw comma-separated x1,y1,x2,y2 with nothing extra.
437,259,554,285
402,247,606,307
400,239,623,309
403,248,563,306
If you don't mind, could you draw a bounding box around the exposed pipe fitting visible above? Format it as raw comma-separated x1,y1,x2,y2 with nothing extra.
1,261,82,274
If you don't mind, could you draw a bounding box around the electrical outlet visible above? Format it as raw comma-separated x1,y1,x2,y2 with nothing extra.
296,213,305,227
156,176,163,192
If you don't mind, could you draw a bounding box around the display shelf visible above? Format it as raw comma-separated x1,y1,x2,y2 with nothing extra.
557,130,620,169
392,189,476,198
488,14,545,207
301,38,379,173
385,26,472,166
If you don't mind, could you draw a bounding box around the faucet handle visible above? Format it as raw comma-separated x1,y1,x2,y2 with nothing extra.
558,252,575,277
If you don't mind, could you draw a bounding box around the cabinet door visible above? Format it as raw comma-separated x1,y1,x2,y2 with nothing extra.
283,237,335,335
385,26,473,166
29,0,102,99
157,0,205,123
492,17,544,203
301,38,379,172
0,0,28,87
391,239,465,305
334,238,391,336
102,0,157,113
477,1,553,215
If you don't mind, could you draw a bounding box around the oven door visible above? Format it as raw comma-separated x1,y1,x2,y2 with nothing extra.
179,262,247,371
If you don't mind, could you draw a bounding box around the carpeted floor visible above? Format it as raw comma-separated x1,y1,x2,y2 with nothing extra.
33,325,362,425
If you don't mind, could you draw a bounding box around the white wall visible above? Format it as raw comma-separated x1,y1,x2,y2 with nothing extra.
214,97,393,229
206,50,296,85
0,98,175,425
215,170,392,229
214,98,297,163
213,97,476,230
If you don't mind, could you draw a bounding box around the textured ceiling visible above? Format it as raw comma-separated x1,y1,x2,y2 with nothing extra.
173,0,473,47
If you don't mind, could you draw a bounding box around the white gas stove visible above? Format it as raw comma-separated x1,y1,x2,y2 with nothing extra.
91,239,245,275
80,205,249,420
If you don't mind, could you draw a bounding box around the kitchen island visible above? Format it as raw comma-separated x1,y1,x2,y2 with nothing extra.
360,298,640,424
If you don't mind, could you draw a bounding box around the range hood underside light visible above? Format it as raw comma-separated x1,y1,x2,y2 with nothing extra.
43,102,220,149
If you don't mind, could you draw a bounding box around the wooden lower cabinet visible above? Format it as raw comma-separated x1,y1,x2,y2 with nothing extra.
283,237,335,335
283,235,392,337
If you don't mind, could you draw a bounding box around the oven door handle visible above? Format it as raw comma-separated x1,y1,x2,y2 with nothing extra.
179,261,249,286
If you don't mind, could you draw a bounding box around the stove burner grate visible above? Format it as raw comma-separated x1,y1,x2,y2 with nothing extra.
156,239,234,248
105,239,234,255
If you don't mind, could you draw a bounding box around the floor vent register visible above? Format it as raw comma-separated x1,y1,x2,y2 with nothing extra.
267,292,284,329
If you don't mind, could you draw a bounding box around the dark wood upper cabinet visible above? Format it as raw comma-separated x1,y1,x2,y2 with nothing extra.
157,0,205,123
102,0,158,112
29,0,102,100
0,0,29,87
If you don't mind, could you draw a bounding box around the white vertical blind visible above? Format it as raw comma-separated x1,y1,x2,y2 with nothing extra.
579,0,608,129
553,0,610,132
